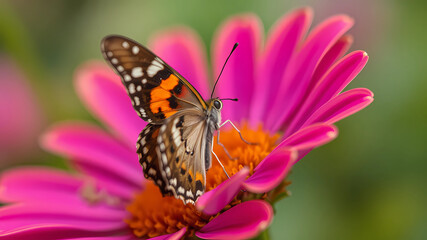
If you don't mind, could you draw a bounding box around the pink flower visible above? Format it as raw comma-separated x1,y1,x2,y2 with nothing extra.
0,8,373,239
0,56,44,166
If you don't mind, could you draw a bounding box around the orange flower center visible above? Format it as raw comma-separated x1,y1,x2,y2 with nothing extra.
126,124,279,238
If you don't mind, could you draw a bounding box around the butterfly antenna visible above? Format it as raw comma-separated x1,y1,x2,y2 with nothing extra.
211,43,239,99
220,98,238,102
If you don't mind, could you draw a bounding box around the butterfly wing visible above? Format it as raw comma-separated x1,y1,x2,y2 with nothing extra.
101,35,207,123
137,108,210,204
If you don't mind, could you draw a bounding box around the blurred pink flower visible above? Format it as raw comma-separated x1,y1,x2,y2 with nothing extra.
0,57,44,166
0,7,373,239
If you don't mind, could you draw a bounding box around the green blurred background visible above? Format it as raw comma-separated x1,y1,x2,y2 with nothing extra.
0,0,426,239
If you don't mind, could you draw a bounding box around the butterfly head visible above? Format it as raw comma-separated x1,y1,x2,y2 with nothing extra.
212,98,223,110
205,98,222,129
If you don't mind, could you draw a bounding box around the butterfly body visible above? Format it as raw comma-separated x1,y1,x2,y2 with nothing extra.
101,35,224,204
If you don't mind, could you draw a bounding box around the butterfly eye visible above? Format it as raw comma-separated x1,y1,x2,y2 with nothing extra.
213,99,222,110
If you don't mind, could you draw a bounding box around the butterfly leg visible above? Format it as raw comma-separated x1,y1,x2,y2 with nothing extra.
219,119,257,145
212,141,230,179
217,130,238,161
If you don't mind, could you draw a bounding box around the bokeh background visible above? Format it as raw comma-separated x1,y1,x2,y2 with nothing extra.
0,0,426,239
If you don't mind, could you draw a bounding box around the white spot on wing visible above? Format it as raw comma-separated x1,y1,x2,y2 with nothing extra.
196,190,203,197
139,136,146,145
132,46,140,54
134,96,140,106
148,168,156,175
170,178,177,186
142,79,147,84
142,162,147,169
146,60,164,77
124,75,131,82
143,147,148,154
136,85,142,91
186,190,194,198
162,153,167,164
117,65,124,72
107,52,113,57
131,67,143,78
178,187,185,194
128,83,136,94
160,125,167,132
122,41,129,48
111,58,118,64
165,167,171,177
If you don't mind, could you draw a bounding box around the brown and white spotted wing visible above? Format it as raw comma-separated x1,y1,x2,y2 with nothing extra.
137,108,209,204
101,35,207,123
136,124,168,192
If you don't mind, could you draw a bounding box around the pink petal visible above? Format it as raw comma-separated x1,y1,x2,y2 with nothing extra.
311,34,353,87
41,123,142,200
62,236,134,240
196,168,249,216
0,167,84,204
0,224,128,240
149,27,210,99
75,61,146,146
196,200,273,240
0,57,44,164
0,167,127,216
243,149,296,193
285,51,368,136
303,88,374,127
267,15,354,131
250,7,313,125
278,124,338,150
0,203,126,230
213,14,262,122
148,228,186,240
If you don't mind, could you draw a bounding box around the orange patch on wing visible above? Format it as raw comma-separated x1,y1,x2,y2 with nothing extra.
195,172,204,183
150,88,172,114
149,75,180,116
160,74,179,90
150,88,171,102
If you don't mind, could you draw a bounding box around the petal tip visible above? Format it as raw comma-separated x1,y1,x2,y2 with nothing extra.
293,6,313,17
327,129,338,139
364,95,374,101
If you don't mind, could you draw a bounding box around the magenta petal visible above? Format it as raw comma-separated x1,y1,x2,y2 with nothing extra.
304,88,374,126
148,228,186,240
149,27,210,99
279,124,338,150
250,7,313,125
41,123,142,200
196,200,273,240
0,167,84,204
285,51,368,136
0,224,128,240
0,57,44,163
243,149,296,193
0,203,126,230
267,15,354,131
213,14,262,122
196,168,249,216
311,34,353,86
75,62,145,146
62,236,134,240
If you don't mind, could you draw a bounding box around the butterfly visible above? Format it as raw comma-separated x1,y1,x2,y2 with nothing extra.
101,35,242,205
